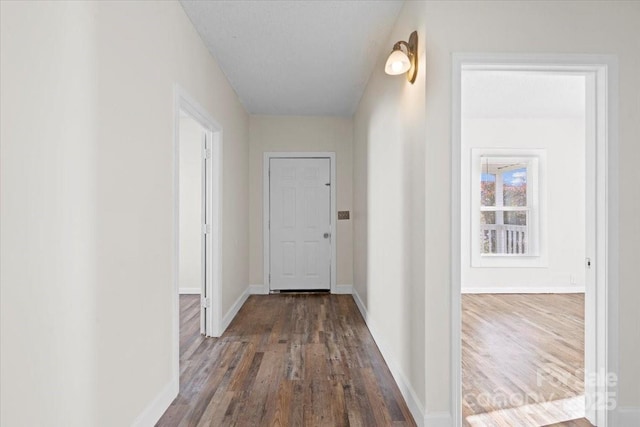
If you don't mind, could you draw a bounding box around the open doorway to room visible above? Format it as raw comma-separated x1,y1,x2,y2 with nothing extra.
156,88,225,425
461,69,589,426
451,57,617,427
178,110,209,337
169,88,224,403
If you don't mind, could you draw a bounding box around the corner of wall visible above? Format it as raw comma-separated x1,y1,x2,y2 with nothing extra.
220,286,251,333
131,379,179,427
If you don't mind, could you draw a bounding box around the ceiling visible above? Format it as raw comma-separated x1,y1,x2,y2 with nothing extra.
463,70,586,119
180,0,404,116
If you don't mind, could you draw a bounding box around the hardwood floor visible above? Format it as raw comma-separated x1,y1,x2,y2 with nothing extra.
462,294,591,427
543,420,594,427
157,294,416,426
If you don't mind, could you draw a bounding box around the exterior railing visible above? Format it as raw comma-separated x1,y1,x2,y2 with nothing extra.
480,224,527,254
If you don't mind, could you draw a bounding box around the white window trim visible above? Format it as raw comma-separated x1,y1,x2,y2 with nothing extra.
471,149,546,267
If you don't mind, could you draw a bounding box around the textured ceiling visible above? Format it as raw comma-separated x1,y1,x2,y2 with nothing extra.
180,0,404,116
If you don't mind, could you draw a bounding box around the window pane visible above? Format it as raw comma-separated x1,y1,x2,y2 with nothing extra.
480,211,496,254
481,173,496,206
503,167,527,207
503,211,527,226
481,211,495,225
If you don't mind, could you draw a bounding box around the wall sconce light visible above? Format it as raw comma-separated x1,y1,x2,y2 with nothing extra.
384,31,418,84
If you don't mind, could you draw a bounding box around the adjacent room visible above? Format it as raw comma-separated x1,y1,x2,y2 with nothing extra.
460,69,590,425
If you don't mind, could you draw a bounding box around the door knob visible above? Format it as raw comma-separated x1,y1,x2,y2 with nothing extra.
323,232,330,239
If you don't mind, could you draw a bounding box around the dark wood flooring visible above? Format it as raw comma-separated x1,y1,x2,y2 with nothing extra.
462,294,592,427
157,294,416,426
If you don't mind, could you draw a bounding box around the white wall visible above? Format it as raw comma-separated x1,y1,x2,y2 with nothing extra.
354,0,640,421
1,2,98,425
0,1,249,426
179,116,204,294
249,116,353,287
353,2,428,418
461,72,586,292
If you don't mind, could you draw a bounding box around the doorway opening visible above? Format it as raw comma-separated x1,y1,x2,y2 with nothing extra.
462,69,588,426
172,86,223,394
451,55,619,427
179,111,209,335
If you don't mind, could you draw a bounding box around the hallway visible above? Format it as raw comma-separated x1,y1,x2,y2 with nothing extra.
157,294,416,426
2,2,638,425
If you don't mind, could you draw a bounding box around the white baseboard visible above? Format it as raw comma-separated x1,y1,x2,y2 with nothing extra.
617,407,640,425
221,286,250,332
351,288,366,312
352,288,367,322
248,284,269,295
424,411,453,427
178,287,201,295
461,285,585,294
334,284,353,294
351,289,426,427
131,377,178,427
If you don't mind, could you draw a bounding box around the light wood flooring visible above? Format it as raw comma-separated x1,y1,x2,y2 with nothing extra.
157,294,416,426
462,293,591,427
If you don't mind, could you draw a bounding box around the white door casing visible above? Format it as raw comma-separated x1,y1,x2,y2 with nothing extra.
269,158,331,291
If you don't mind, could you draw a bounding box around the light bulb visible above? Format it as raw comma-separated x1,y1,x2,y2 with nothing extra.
385,49,410,75
391,61,405,73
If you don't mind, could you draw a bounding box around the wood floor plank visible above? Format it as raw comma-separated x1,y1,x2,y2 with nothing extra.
345,364,378,427
289,381,305,426
361,367,394,426
270,379,293,427
157,294,416,426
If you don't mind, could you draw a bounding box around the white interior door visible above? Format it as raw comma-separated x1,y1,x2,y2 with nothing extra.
269,158,331,291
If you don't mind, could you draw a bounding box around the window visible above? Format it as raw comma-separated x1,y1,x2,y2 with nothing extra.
480,157,532,255
471,149,545,267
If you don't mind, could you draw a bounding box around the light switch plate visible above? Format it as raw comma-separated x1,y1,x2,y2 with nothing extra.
338,211,350,220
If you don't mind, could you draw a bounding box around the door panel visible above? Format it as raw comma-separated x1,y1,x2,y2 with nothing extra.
270,158,331,290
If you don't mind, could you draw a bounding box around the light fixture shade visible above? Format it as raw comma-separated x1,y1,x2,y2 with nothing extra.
385,49,411,75
384,31,418,84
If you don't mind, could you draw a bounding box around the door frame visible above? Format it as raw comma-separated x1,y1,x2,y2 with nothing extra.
263,152,337,294
450,54,619,427
172,85,224,387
